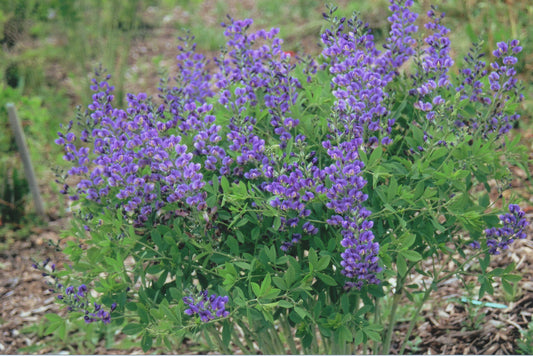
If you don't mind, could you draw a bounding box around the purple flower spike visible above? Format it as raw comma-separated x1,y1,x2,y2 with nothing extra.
183,290,230,322
477,204,529,255
51,281,117,325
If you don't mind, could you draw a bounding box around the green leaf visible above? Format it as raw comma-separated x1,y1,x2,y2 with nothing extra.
397,254,407,277
354,330,364,346
272,216,281,231
363,329,381,342
44,313,63,323
125,302,138,311
150,308,163,319
479,254,490,272
316,255,331,271
294,306,309,320
265,246,276,263
226,236,239,255
316,272,337,286
368,145,383,167
285,263,297,287
57,322,66,341
222,320,232,348
160,303,180,324
123,323,144,335
234,261,251,270
341,294,350,314
478,193,490,208
503,274,522,283
413,181,426,200
252,282,261,298
400,233,416,249
168,287,180,301
308,248,318,268
429,147,448,162
336,325,353,343
206,194,217,207
502,279,514,296
272,276,287,290
44,321,61,335
251,227,260,241
235,181,248,197
74,262,93,272
387,177,398,202
261,273,272,295
137,304,150,324
141,332,153,352
400,250,422,262
220,176,230,193
234,216,249,227
278,300,293,308
453,169,471,180
319,325,333,338
235,230,245,243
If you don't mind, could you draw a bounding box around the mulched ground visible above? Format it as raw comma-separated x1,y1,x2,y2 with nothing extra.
395,237,533,355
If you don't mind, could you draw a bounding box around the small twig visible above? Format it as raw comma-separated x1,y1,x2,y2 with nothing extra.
498,315,523,332
0,197,16,209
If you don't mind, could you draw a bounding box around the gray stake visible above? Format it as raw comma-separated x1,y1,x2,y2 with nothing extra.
6,103,46,219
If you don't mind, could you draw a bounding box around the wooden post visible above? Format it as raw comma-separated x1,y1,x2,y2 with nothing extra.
6,103,47,219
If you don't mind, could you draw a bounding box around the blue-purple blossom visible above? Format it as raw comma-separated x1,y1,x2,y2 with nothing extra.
56,71,207,225
411,6,453,121
380,0,418,72
56,283,115,324
317,3,424,288
479,204,529,255
183,290,229,322
214,17,301,180
264,142,324,250
486,40,523,135
32,259,115,324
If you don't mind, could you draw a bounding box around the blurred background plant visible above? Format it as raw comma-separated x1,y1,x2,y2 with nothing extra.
0,160,28,226
517,319,533,355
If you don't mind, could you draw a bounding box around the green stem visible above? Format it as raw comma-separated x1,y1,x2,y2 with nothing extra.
207,326,231,354
322,333,331,355
255,327,275,354
373,297,380,355
399,285,433,354
281,313,299,355
202,328,216,351
236,320,256,352
312,326,321,354
267,326,285,354
382,285,403,355
232,335,249,354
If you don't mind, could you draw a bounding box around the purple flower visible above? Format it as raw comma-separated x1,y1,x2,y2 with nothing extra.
454,40,522,137
56,70,208,226
473,204,529,255
48,280,117,324
411,6,453,109
183,290,229,322
319,5,417,287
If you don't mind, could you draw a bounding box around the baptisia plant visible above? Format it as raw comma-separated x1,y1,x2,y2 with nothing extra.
48,0,528,353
